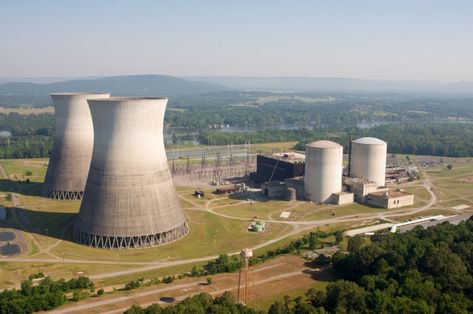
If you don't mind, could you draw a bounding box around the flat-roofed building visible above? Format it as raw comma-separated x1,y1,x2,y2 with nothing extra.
250,152,305,184
344,177,388,201
365,190,414,209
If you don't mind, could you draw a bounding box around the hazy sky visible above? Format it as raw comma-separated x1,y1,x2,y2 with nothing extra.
1,1,472,81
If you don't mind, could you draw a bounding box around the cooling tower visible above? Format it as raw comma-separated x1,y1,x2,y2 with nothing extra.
73,97,188,249
304,140,343,203
42,93,110,200
350,137,387,187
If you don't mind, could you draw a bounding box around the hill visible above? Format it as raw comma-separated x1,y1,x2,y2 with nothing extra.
187,76,473,95
0,75,230,106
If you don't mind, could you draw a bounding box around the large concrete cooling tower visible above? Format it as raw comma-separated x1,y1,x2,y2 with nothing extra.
350,137,387,187
42,93,110,200
73,97,188,249
304,140,343,203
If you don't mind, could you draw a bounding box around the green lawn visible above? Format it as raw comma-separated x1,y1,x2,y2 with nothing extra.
47,210,292,262
1,159,48,183
213,200,293,220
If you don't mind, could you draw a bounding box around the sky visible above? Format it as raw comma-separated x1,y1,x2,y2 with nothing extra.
0,0,472,82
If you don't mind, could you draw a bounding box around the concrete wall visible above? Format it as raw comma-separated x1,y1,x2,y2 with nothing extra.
333,192,354,205
365,193,414,209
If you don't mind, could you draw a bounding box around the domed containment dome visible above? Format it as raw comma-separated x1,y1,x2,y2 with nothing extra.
42,93,110,200
350,137,387,187
73,97,188,249
304,140,343,203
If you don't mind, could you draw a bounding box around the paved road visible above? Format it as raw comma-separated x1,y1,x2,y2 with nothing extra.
47,269,305,314
1,179,440,283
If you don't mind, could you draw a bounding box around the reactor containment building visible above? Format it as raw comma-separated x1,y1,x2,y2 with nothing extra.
73,97,188,249
42,93,110,200
304,140,343,203
350,137,387,187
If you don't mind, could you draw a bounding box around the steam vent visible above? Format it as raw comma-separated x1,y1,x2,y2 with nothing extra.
42,93,110,200
73,97,188,249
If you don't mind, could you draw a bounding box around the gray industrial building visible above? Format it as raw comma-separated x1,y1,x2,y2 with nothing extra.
73,97,188,249
42,93,110,200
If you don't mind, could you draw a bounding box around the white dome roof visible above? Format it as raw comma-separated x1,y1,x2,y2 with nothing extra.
307,140,342,149
352,137,386,145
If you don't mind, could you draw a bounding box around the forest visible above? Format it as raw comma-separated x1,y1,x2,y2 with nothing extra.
0,276,94,313
124,218,473,313
200,122,473,157
1,92,473,158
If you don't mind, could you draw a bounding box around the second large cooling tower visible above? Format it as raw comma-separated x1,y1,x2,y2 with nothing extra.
42,93,110,200
73,97,188,249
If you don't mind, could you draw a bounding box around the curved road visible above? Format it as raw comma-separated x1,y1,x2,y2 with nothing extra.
1,178,440,282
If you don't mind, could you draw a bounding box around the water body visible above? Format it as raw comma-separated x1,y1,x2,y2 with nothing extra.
0,206,5,220
219,123,315,133
0,231,15,241
356,121,391,129
0,243,21,256
164,120,391,149
0,130,11,137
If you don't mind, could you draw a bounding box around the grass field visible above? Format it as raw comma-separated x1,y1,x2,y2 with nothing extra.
212,200,292,219
1,155,472,305
1,158,48,183
46,210,292,262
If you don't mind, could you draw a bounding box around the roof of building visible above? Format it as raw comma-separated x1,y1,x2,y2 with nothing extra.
368,190,413,199
307,140,342,149
347,177,377,185
396,214,471,233
345,223,394,237
352,137,386,145
259,152,305,163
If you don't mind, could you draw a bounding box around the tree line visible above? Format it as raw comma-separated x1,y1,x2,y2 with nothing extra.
201,122,473,157
0,276,95,313
124,218,473,313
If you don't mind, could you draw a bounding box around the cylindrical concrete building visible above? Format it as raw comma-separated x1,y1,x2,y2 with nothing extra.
304,140,343,203
350,137,387,187
42,93,110,200
73,97,188,249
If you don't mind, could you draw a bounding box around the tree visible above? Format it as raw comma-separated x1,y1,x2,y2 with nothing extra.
324,280,367,313
268,301,287,314
20,279,32,296
334,230,344,244
124,305,145,314
191,266,200,277
308,232,318,250
206,277,213,285
97,289,104,296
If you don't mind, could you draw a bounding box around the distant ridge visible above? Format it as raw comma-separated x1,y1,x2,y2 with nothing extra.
187,76,473,95
0,75,230,106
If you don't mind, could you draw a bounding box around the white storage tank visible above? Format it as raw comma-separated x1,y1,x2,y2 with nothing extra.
350,137,387,187
304,140,343,203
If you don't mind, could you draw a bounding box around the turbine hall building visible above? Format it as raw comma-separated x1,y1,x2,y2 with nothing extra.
73,97,188,249
42,93,110,200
